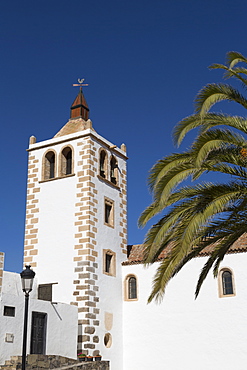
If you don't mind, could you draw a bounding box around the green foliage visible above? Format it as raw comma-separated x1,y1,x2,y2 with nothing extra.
139,51,247,302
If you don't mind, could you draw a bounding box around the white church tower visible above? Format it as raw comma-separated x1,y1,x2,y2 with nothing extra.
23,82,127,367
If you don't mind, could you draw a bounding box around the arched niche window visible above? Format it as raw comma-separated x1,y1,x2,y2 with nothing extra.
110,156,118,185
124,274,138,301
218,268,236,298
43,150,56,180
61,146,73,176
99,149,107,179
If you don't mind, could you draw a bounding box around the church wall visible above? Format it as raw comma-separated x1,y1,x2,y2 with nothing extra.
122,253,247,370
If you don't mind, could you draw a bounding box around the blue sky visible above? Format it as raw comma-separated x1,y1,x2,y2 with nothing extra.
1,0,247,272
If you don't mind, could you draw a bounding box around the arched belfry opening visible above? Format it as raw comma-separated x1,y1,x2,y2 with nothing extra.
61,146,73,176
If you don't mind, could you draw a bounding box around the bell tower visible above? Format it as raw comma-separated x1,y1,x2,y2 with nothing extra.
23,82,127,368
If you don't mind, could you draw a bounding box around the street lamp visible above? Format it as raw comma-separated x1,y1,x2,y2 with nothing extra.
20,265,35,370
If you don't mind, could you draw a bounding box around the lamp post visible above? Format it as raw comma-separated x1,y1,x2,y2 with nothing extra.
20,265,35,370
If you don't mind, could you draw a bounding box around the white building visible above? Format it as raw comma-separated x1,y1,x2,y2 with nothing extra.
0,253,78,365
122,241,247,370
2,87,247,369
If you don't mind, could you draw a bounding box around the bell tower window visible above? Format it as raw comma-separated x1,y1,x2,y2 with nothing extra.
61,146,73,176
99,149,107,178
110,156,118,185
43,151,56,180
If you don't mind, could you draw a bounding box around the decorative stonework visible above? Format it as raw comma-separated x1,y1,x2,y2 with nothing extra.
24,153,40,267
72,137,100,353
104,312,113,331
0,252,4,296
119,168,127,254
0,354,109,370
73,137,127,354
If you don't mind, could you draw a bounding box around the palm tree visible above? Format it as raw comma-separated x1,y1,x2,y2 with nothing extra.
139,51,247,303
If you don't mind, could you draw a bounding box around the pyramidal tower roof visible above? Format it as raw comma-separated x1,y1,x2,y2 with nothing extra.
54,81,93,138
70,87,89,120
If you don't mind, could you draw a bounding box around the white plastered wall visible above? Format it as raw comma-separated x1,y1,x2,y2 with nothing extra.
26,133,85,304
123,253,247,370
0,271,78,365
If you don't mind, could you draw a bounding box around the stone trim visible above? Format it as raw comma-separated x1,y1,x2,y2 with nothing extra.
24,154,40,267
97,175,120,190
118,168,127,253
73,138,100,355
39,173,75,183
0,252,4,296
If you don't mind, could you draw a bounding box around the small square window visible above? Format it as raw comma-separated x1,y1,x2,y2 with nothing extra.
5,333,14,342
38,284,53,301
4,306,15,317
104,197,114,227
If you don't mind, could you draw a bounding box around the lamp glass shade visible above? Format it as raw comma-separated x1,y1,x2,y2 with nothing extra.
20,266,35,294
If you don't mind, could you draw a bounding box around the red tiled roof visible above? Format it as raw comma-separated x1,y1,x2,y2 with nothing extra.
123,233,247,265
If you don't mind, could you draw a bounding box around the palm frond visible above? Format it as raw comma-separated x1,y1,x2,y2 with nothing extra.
173,113,247,147
148,152,192,191
226,51,247,68
195,83,247,116
209,63,247,85
140,51,247,302
191,128,246,167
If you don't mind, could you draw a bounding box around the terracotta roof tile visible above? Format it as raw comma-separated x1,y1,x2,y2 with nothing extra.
123,233,247,265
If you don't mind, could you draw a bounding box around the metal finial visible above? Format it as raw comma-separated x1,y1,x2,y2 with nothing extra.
72,78,89,88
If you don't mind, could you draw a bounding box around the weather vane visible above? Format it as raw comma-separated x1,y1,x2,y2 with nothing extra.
72,78,89,90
